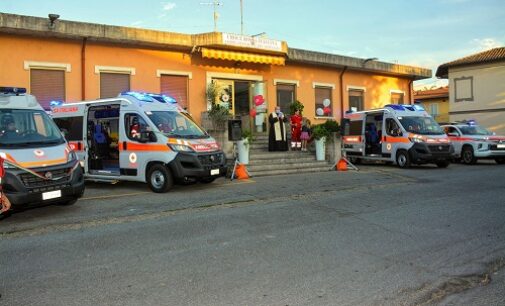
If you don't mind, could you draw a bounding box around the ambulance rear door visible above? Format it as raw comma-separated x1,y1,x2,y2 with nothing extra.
343,116,365,158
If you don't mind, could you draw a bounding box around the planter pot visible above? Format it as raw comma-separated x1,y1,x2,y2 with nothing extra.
237,139,250,164
315,137,326,161
255,113,265,132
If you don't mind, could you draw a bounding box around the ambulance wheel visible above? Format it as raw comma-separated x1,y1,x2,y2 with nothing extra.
436,160,450,168
461,146,477,165
147,164,173,193
199,177,216,184
396,150,411,168
495,157,505,164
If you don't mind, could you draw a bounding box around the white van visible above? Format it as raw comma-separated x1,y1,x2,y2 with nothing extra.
0,87,84,209
342,104,454,168
51,92,227,193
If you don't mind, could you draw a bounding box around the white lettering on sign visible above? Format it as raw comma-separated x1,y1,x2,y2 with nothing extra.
222,33,283,52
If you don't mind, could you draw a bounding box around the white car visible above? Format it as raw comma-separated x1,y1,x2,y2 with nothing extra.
442,122,505,165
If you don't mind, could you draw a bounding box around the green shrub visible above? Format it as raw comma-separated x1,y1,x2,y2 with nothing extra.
290,100,305,115
311,124,330,140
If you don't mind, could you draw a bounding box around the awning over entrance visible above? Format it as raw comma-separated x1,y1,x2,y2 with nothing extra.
201,48,285,66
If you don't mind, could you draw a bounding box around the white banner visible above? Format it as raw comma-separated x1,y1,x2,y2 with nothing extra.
222,33,283,52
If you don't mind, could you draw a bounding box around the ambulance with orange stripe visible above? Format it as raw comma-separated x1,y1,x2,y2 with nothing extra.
0,87,84,209
342,104,454,168
51,92,227,193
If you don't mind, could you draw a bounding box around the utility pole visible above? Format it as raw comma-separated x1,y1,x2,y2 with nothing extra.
200,0,223,32
240,0,244,35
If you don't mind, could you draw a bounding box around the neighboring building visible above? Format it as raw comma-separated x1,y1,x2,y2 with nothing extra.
0,13,430,130
413,86,449,123
436,47,505,134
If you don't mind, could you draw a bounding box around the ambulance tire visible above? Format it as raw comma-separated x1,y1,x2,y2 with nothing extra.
495,157,505,164
396,150,411,169
461,146,477,165
147,164,173,193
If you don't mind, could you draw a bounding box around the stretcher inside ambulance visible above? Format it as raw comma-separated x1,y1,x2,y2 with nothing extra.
51,92,227,193
343,104,454,168
0,87,84,209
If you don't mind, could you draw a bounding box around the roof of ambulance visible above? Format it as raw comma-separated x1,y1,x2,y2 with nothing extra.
0,93,44,110
346,105,429,117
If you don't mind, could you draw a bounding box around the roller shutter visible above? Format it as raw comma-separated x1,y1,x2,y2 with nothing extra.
160,75,188,109
30,69,65,110
100,73,130,99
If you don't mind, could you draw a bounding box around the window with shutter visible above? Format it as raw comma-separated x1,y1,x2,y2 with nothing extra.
100,73,130,99
276,84,296,115
160,75,189,109
349,89,364,111
30,69,65,110
391,92,405,104
314,87,332,117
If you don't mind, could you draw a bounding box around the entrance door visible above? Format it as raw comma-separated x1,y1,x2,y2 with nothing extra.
235,81,251,131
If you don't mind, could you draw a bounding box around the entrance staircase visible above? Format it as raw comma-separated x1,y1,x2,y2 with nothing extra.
247,134,331,177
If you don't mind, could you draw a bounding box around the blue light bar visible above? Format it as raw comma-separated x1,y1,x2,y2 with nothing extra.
384,104,405,111
413,104,425,111
121,91,154,102
146,93,177,104
50,100,64,106
467,119,477,125
0,87,27,94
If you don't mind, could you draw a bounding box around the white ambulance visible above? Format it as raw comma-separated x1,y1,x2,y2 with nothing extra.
0,87,84,209
51,92,227,193
342,104,454,168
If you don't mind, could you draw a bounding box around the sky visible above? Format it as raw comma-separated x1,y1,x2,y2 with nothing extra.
1,0,504,89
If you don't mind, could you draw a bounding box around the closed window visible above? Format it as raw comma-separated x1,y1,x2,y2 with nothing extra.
391,92,404,104
160,75,189,110
315,87,332,117
386,118,401,136
276,84,296,115
100,73,130,99
430,103,439,117
454,76,474,102
124,113,148,141
30,69,65,110
349,89,364,111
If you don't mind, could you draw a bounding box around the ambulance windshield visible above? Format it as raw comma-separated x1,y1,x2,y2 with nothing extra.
398,116,445,135
147,111,208,139
459,125,492,136
0,109,65,148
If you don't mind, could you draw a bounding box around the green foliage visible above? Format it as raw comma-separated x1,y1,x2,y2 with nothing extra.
206,82,221,106
290,100,305,115
241,129,254,143
323,119,340,134
311,124,330,140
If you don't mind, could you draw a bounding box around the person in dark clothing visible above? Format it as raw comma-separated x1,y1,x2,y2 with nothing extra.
268,106,288,151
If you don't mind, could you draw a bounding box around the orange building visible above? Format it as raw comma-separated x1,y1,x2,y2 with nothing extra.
0,13,431,128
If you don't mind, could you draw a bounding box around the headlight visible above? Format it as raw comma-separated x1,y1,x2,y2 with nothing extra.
168,144,195,152
409,137,424,143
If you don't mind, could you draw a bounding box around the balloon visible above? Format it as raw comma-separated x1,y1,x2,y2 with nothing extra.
316,108,324,116
249,108,257,117
323,98,331,107
323,107,331,115
254,95,265,106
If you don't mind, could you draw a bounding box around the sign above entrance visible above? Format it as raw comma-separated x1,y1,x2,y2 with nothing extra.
222,33,283,52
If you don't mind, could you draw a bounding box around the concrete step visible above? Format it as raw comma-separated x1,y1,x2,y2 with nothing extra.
250,151,315,159
249,156,318,164
247,161,329,172
249,165,331,177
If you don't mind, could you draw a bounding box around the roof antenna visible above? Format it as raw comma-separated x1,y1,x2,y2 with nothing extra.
200,0,223,32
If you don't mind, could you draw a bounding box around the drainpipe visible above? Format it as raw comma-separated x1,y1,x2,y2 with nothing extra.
339,66,348,123
408,79,413,104
81,37,87,101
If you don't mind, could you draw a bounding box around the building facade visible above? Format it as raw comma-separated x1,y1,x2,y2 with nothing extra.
0,13,430,130
436,47,505,134
413,87,449,123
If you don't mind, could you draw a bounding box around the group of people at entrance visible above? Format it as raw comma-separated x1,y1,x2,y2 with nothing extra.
268,107,311,152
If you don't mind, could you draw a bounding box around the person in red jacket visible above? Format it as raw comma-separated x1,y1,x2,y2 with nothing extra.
0,156,11,215
290,109,303,150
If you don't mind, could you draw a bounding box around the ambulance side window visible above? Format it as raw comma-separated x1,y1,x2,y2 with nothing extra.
386,118,401,136
53,116,83,141
445,126,460,136
124,113,148,141
348,120,363,135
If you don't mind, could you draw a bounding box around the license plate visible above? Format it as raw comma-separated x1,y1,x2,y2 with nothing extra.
42,190,62,200
497,144,505,149
210,169,220,176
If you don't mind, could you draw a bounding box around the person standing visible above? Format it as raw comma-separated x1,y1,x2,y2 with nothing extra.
0,156,11,215
268,106,288,151
290,109,302,150
300,118,312,152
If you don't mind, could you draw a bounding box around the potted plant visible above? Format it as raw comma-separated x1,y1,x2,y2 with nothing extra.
206,82,230,131
237,129,253,164
312,124,330,161
289,100,305,115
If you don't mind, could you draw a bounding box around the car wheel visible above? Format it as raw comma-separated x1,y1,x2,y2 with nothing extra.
495,157,505,164
396,150,411,169
436,160,450,168
147,164,173,193
199,177,216,184
461,146,477,165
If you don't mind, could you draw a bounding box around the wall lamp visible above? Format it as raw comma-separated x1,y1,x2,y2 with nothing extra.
48,14,60,29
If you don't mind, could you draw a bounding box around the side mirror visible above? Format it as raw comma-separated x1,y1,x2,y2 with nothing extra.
492,132,497,136
148,131,157,142
139,131,150,143
447,132,458,137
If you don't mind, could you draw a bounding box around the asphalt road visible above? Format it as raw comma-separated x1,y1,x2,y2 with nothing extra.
1,162,504,305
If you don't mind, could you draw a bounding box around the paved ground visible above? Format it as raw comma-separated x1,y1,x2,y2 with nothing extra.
0,161,504,305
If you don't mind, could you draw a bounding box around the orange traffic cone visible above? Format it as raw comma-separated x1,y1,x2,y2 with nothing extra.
336,158,348,171
235,163,250,179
